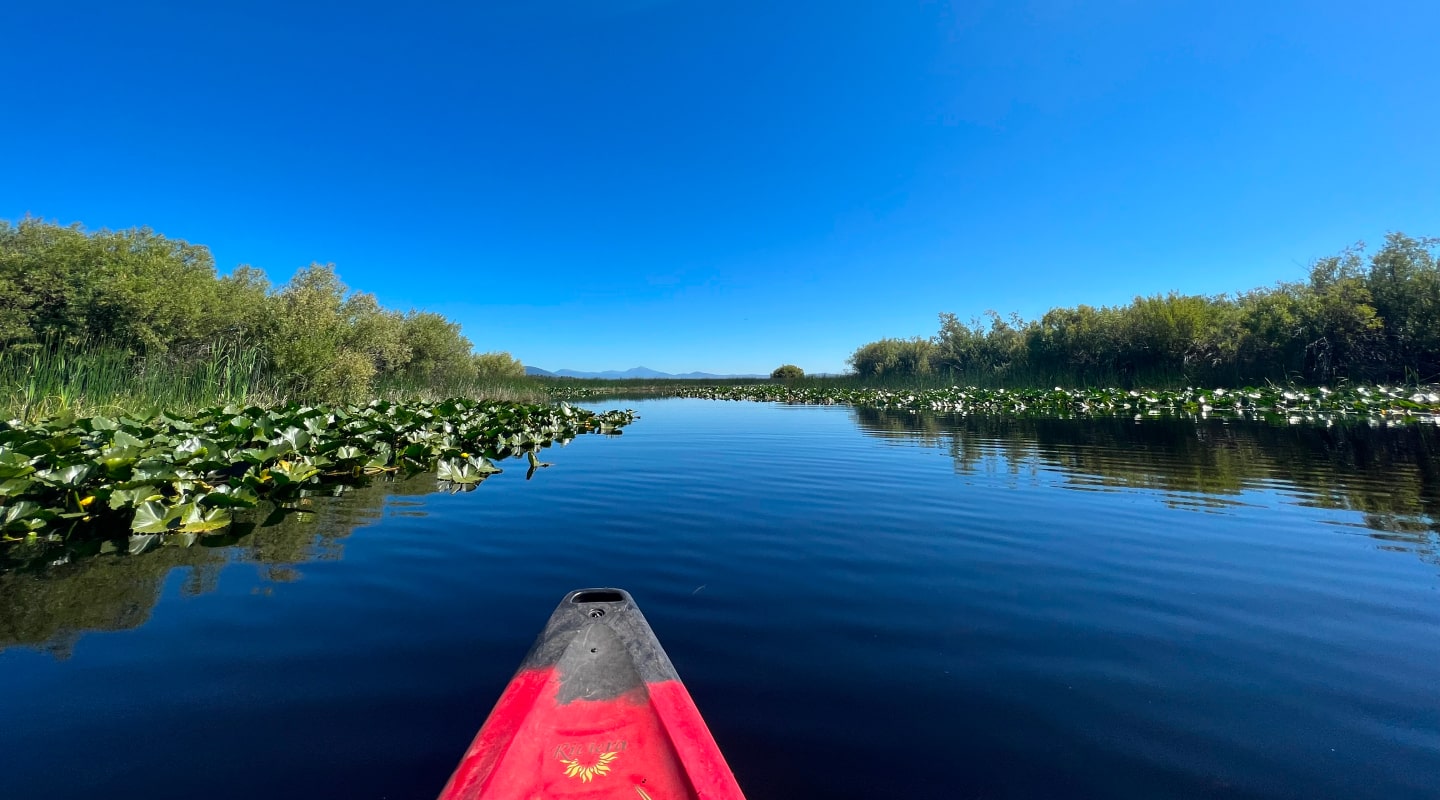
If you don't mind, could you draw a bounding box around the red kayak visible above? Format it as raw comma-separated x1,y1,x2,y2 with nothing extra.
437,589,748,799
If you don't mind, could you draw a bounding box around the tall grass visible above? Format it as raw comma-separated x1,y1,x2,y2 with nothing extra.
0,340,282,422
0,341,565,422
371,373,550,404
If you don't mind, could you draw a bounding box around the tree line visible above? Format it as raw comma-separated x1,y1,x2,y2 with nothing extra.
0,217,524,401
850,233,1440,387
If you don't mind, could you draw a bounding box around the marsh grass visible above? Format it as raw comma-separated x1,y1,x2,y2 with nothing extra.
0,341,547,422
537,367,1197,400
533,376,770,399
371,374,550,404
0,339,286,422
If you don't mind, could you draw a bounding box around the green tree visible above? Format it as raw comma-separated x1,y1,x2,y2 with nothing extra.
474,351,525,379
343,292,412,378
0,218,233,352
0,216,525,404
849,339,900,377
849,337,934,378
401,312,477,388
1296,251,1384,381
0,218,97,345
264,263,376,401
1026,304,1119,382
1366,233,1440,379
934,311,1027,378
213,265,273,345
875,233,1439,387
770,364,804,380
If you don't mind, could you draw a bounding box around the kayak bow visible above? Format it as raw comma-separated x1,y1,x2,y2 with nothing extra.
437,588,747,799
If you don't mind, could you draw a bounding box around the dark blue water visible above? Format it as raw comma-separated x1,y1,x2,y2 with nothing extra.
2,399,1438,799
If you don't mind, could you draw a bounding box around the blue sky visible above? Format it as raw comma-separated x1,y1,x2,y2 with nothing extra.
4,1,1437,374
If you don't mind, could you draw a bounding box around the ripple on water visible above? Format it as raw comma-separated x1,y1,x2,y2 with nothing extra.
2,401,1439,799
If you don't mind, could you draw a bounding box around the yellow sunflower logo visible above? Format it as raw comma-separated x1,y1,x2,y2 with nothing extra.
560,751,619,782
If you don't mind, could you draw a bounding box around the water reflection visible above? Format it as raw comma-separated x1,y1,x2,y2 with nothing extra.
0,475,435,655
6,401,1438,800
849,409,1440,566
8,410,1439,657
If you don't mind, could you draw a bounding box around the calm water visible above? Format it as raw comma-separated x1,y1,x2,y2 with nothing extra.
2,399,1438,799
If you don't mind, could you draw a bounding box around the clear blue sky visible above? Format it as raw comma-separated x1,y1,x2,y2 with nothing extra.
4,1,1437,374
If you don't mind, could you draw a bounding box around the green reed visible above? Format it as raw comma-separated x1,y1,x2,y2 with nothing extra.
0,339,282,422
0,340,564,422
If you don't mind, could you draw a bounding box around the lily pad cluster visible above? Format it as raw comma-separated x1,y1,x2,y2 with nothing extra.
660,384,1440,422
0,399,634,545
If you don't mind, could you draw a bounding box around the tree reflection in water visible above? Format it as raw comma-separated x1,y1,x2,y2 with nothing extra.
0,474,437,655
5,414,1437,656
849,409,1440,567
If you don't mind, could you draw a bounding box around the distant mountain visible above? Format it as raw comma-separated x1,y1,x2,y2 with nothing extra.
527,366,765,380
555,366,670,379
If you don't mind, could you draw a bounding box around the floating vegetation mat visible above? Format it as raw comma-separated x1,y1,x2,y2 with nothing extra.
658,384,1440,423
0,400,634,559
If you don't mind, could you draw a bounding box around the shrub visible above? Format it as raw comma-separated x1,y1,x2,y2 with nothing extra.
475,351,525,379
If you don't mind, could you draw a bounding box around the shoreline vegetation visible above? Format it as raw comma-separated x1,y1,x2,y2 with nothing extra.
1,217,536,421
541,380,1440,425
848,233,1440,388
3,217,1437,418
3,217,1439,554
0,217,630,555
